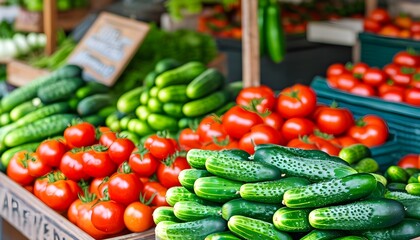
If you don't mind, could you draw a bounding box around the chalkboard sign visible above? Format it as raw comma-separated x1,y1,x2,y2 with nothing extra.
67,12,150,86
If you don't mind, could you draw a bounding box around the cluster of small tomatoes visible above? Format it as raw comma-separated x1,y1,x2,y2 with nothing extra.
6,122,190,239
326,50,420,106
178,84,389,157
364,8,420,40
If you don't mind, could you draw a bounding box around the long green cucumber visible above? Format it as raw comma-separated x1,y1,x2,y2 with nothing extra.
9,98,43,122
398,199,420,220
387,182,407,192
178,169,212,192
153,207,183,225
365,182,386,200
37,77,85,103
283,173,377,208
359,218,420,240
300,229,346,240
14,102,71,127
205,231,240,240
205,156,282,182
155,217,227,240
194,176,242,203
228,215,292,240
370,173,387,186
186,149,250,169
334,237,367,240
173,201,221,221
273,207,312,232
406,183,420,196
384,190,420,200
222,198,281,222
165,186,209,207
308,199,405,230
386,166,409,183
253,144,357,182
239,177,311,203
338,144,371,164
276,146,349,166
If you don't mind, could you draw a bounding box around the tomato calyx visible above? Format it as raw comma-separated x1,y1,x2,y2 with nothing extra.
78,180,97,203
345,62,354,71
241,98,271,117
118,162,133,174
354,118,367,127
313,129,334,140
133,145,149,160
413,73,420,81
211,135,231,147
156,130,171,139
139,192,155,206
401,67,416,75
406,48,420,56
161,151,184,167
46,171,66,183
90,144,108,152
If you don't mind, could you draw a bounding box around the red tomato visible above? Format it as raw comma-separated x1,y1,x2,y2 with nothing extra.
281,118,316,142
91,201,126,234
222,105,263,140
7,151,35,186
142,181,169,207
378,25,400,37
68,199,83,225
380,89,405,102
349,83,376,96
383,63,400,77
33,177,48,199
198,119,228,145
263,112,284,131
352,62,370,78
410,21,420,34
363,18,382,33
99,131,117,148
108,138,135,165
315,105,354,136
336,73,359,90
64,122,97,148
410,73,420,89
327,63,347,78
348,115,389,147
378,82,405,96
89,177,107,198
128,149,159,178
124,202,154,232
392,68,415,86
395,15,412,30
393,51,420,68
276,84,317,119
398,29,411,39
144,135,177,160
362,68,387,86
108,164,143,206
77,201,108,239
38,176,81,212
157,156,190,189
60,150,90,181
368,8,390,24
286,137,318,150
82,147,117,178
36,139,67,167
413,33,420,40
330,135,359,148
404,88,420,106
178,128,201,151
397,154,419,168
239,124,285,154
236,85,276,113
327,75,339,88
27,152,52,178
308,135,341,156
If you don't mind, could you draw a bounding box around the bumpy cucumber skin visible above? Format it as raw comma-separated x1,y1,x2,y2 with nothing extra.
406,183,420,196
194,176,242,203
273,207,312,232
300,229,345,240
186,149,249,169
204,231,240,240
359,218,420,240
240,177,311,204
173,201,221,221
283,173,377,208
153,207,183,225
334,236,367,240
228,215,292,240
221,198,281,222
308,199,405,230
384,190,420,200
165,186,208,207
398,199,420,220
178,169,212,192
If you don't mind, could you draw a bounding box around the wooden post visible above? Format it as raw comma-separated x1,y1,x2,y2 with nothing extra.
365,0,378,17
242,0,260,87
43,0,57,55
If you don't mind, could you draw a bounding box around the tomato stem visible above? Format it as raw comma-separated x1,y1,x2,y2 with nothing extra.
355,118,366,127
313,129,334,140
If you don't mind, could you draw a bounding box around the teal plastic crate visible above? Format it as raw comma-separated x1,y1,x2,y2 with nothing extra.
359,32,420,68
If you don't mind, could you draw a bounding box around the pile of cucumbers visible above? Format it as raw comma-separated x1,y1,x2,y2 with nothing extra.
154,144,420,240
0,65,115,171
107,59,239,143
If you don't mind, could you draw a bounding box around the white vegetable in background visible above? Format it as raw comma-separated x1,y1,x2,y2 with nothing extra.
13,33,30,55
26,32,39,49
36,33,47,49
3,39,18,58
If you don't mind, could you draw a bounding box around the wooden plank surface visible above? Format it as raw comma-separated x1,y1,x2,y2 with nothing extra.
43,0,57,55
0,172,155,240
6,61,50,87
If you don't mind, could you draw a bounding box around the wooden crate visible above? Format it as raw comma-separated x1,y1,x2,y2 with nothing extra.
14,7,89,33
6,61,50,87
0,172,155,240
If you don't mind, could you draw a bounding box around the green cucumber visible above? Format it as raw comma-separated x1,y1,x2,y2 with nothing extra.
37,77,85,103
253,144,357,182
194,176,242,203
10,98,43,122
277,146,349,166
359,218,420,240
127,119,154,137
272,207,312,232
119,131,140,145
308,199,405,230
77,94,113,117
387,182,407,192
222,198,281,222
408,173,420,183
1,142,40,168
117,87,144,114
205,156,282,182
4,114,77,147
75,81,108,99
0,113,11,126
173,201,221,221
384,190,420,200
205,231,240,240
406,183,420,196
186,149,250,169
186,68,224,99
228,215,292,240
153,206,183,225
158,85,190,103
365,182,386,199
283,173,376,208
385,166,409,183
155,58,182,75
406,168,420,176
166,186,208,207
14,102,71,127
144,71,158,88
398,199,420,220
149,87,160,98
163,103,185,119
370,173,387,186
155,61,207,88
97,106,117,118
140,90,150,106
334,236,366,240
240,177,311,204
119,115,136,131
353,158,379,173
136,105,151,121
147,97,164,113
178,169,212,192
338,144,371,164
147,113,178,132
300,229,345,240
82,115,105,127
182,90,229,117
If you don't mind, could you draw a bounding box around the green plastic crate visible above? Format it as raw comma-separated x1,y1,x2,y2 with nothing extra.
359,32,420,68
